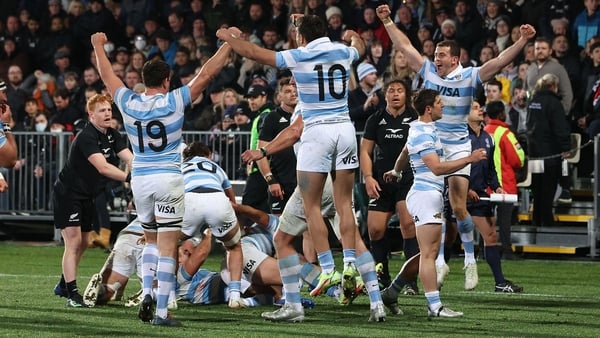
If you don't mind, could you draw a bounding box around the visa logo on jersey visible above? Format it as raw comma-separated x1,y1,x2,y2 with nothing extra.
435,85,460,97
157,205,175,214
342,154,357,165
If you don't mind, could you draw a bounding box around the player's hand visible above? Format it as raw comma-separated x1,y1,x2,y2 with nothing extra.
0,178,8,192
342,30,359,44
469,148,487,163
364,176,381,199
383,169,402,183
519,24,536,40
90,32,108,47
290,13,304,27
376,5,392,20
269,183,284,199
0,103,12,124
241,149,263,163
467,189,479,202
495,187,506,194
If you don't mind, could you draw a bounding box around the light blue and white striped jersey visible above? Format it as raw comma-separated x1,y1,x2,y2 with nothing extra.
276,37,359,123
0,121,6,148
177,267,225,304
181,156,231,193
241,214,279,257
120,217,144,235
114,86,192,176
407,120,444,192
419,59,482,145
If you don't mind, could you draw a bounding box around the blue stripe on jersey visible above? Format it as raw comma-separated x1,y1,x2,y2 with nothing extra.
241,215,279,257
114,86,192,176
0,121,5,148
419,59,481,141
122,218,144,234
182,156,231,192
407,121,444,192
276,37,359,123
188,269,219,304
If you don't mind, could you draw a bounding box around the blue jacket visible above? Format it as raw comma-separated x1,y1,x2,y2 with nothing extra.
468,124,500,196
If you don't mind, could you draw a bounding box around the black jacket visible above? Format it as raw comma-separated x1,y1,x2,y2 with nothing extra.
526,89,571,161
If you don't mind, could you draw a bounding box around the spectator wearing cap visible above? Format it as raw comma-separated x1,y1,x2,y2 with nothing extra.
242,84,273,213
147,27,178,68
114,47,130,68
431,7,451,43
326,6,346,42
254,77,298,214
438,19,457,44
0,36,31,84
453,0,484,57
349,62,385,133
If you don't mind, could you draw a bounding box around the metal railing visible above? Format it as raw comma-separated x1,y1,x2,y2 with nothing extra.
0,130,252,221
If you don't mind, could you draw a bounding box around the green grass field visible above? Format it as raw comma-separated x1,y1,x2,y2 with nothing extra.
1,243,599,337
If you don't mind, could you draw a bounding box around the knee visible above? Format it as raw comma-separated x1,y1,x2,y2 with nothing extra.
367,222,385,240
453,207,469,221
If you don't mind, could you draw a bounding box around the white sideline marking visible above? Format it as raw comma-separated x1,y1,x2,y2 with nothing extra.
459,290,600,300
0,273,66,278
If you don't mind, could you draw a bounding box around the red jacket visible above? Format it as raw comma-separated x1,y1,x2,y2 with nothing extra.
484,119,525,194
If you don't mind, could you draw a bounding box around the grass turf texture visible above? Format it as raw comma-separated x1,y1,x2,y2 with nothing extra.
0,244,599,337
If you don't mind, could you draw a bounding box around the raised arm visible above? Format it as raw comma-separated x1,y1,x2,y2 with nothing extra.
241,115,304,162
479,24,536,82
91,33,125,98
343,30,365,58
187,42,233,101
376,5,424,73
216,27,277,68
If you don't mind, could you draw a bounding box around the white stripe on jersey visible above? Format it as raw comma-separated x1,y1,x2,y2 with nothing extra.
276,37,359,123
121,218,144,235
241,215,279,257
407,121,445,192
0,121,6,148
419,59,481,142
182,156,231,193
115,86,192,176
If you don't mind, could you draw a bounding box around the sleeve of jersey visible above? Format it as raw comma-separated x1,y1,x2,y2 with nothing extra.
418,59,435,82
219,166,232,189
113,87,132,115
276,50,297,69
362,114,377,140
411,133,436,155
112,130,128,153
170,87,192,114
78,131,102,159
266,214,280,235
258,113,276,141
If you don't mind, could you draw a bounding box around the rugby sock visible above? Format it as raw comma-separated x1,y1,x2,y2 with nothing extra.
342,249,356,265
278,254,302,311
141,243,158,297
300,262,321,288
66,280,78,297
460,231,476,265
484,246,505,284
355,251,383,309
316,250,335,274
389,273,407,295
436,222,446,267
155,256,176,319
229,281,241,301
59,274,66,288
403,237,419,260
242,294,274,307
370,238,389,280
425,290,442,313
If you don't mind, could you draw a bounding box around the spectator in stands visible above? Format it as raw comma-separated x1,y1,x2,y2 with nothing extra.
349,62,385,133
29,71,56,113
393,6,419,49
5,65,27,126
326,6,346,42
579,42,600,140
127,51,146,74
479,45,496,66
52,50,80,89
384,49,417,85
484,79,509,113
0,37,30,82
527,74,572,228
553,35,582,104
483,101,525,260
114,47,130,69
508,80,529,149
269,0,290,40
416,23,433,53
62,71,85,114
358,6,391,52
50,88,82,130
525,37,574,115
167,10,190,42
572,0,600,51
147,28,179,68
111,62,126,81
123,69,142,91
453,0,484,58
65,0,85,29
431,7,450,44
367,39,390,76
495,16,512,52
459,46,479,68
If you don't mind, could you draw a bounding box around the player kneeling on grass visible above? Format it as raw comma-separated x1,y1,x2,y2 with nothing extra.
180,142,244,308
